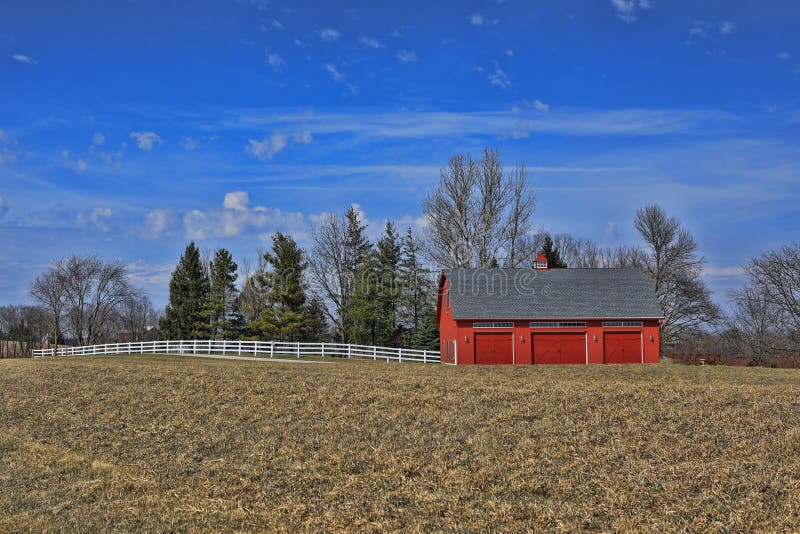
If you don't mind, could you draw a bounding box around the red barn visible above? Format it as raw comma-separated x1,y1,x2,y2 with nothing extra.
437,257,663,365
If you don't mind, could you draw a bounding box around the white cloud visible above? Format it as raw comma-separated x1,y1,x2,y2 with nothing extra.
505,48,514,57
531,99,549,112
778,51,791,61
487,67,511,89
75,158,88,174
77,207,114,233
719,20,736,35
396,49,418,63
271,19,284,30
180,136,198,150
0,147,15,165
0,195,7,218
468,13,484,25
360,36,382,49
142,209,176,239
92,132,105,146
610,0,653,23
11,53,36,64
605,221,618,239
266,52,285,71
129,131,162,151
214,107,734,140
223,191,250,211
183,193,308,240
323,63,345,80
320,28,340,42
246,132,289,160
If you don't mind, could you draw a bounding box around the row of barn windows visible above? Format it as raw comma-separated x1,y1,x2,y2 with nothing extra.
472,320,644,328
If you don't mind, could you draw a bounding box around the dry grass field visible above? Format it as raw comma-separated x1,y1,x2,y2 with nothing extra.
2,355,800,532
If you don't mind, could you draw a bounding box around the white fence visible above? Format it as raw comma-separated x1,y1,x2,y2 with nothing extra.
31,340,440,364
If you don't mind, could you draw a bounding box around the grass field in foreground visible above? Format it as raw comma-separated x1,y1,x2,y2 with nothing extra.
1,356,800,531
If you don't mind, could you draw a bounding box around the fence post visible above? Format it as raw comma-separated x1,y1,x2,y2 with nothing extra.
238,341,242,356
423,350,428,364
270,342,274,358
399,348,403,363
321,342,325,358
297,341,300,359
348,344,352,359
193,339,197,356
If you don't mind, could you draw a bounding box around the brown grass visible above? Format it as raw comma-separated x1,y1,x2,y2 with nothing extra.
1,355,800,532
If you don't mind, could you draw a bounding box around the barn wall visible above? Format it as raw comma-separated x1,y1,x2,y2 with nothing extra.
448,317,662,365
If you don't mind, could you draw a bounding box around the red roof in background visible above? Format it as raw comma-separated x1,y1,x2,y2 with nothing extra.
535,254,548,263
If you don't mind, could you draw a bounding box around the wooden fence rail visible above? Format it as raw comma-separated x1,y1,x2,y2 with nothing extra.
31,340,441,364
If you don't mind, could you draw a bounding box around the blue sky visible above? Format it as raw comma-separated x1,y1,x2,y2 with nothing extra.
1,0,799,309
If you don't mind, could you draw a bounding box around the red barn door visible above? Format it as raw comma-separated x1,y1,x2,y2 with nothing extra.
474,332,513,364
604,333,642,363
533,333,586,365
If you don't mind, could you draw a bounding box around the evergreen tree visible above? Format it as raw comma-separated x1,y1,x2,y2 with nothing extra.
351,222,404,346
160,242,210,339
340,205,372,340
398,227,433,345
410,302,440,351
251,232,325,341
203,248,242,339
540,235,567,268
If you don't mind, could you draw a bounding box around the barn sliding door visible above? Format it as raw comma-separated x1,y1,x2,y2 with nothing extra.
474,332,513,365
533,333,586,365
603,332,642,363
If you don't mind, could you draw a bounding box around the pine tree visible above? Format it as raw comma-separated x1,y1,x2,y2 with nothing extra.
410,302,440,351
251,232,325,342
203,248,242,339
159,242,210,339
340,205,371,341
540,235,567,268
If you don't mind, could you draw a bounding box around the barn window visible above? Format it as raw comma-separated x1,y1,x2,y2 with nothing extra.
534,261,548,269
473,321,514,328
602,320,643,327
531,321,587,328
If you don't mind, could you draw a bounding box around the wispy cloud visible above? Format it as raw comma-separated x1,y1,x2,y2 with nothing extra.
11,53,36,64
246,132,289,160
216,107,733,141
0,195,7,218
142,208,177,239
129,131,162,151
396,49,418,63
486,66,510,89
266,52,285,71
320,28,340,42
360,37,382,49
778,51,791,61
180,136,198,151
468,13,484,25
323,63,345,80
76,207,114,232
610,0,653,23
92,132,105,146
719,20,737,35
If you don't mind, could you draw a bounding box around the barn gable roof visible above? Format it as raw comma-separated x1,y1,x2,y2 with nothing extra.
442,268,663,320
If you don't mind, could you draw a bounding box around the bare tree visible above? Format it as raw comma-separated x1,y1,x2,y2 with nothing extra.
119,296,158,342
725,287,788,364
633,205,720,347
308,208,370,342
746,243,800,348
423,148,535,268
41,256,141,345
31,267,67,345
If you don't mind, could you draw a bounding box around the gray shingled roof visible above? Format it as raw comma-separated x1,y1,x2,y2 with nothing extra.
443,268,663,319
